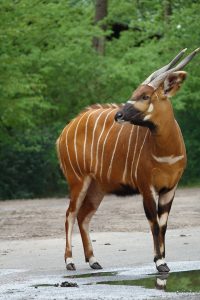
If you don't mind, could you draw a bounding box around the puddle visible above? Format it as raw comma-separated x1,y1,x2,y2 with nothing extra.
97,270,200,293
33,283,59,288
33,282,78,288
64,271,118,279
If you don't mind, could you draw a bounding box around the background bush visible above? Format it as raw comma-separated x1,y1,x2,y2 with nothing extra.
0,0,199,199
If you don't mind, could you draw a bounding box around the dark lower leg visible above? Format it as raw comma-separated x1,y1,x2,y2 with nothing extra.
158,198,173,257
143,198,169,272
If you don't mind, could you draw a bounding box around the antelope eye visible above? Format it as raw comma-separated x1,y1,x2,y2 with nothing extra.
142,95,150,100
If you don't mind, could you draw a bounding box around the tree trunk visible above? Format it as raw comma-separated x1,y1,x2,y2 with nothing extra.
93,0,108,55
164,0,172,24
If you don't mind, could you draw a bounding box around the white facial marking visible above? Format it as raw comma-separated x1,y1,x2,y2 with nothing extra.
127,100,136,104
152,154,184,165
66,257,74,265
147,103,154,113
156,258,166,267
159,212,168,227
143,114,152,121
89,256,98,266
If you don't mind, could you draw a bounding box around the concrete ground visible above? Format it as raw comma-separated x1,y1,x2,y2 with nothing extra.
0,188,200,299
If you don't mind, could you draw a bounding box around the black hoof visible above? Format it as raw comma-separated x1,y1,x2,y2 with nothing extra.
90,262,103,270
66,263,76,271
156,263,170,273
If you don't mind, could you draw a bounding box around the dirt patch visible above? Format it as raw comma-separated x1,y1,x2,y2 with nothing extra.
0,188,199,240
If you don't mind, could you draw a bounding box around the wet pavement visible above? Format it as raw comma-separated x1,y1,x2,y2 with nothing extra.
0,191,199,299
1,261,200,299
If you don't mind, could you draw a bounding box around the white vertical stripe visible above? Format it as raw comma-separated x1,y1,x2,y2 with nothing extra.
100,120,116,180
130,126,139,183
90,110,107,171
94,109,115,174
122,126,135,183
96,104,103,108
66,120,81,181
74,111,89,176
107,125,124,181
134,130,149,180
111,104,119,108
83,110,98,170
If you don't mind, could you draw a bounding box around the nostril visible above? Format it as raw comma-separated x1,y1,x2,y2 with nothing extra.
115,111,124,122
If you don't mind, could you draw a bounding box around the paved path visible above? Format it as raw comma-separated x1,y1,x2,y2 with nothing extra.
0,188,199,299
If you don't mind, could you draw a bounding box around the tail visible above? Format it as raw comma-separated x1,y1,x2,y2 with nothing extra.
56,136,65,176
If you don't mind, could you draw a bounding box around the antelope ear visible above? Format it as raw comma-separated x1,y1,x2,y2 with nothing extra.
164,71,187,97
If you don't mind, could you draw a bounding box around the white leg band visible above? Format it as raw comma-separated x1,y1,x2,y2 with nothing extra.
157,278,167,287
66,257,74,265
156,258,166,267
89,256,97,266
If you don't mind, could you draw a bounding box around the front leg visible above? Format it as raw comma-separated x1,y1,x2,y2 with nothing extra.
142,188,170,273
157,187,176,269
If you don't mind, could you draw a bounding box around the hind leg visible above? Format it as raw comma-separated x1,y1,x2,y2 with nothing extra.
77,180,104,269
65,176,92,270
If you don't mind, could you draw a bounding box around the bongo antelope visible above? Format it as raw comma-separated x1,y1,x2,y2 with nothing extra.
57,48,199,272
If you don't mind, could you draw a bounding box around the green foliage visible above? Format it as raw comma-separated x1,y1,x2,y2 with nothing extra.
0,0,200,199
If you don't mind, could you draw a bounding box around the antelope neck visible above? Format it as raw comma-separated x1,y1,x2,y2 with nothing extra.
151,114,183,158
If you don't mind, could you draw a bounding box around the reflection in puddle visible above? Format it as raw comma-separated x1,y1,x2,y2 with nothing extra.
64,271,118,279
33,283,59,288
97,270,200,293
32,270,200,294
33,282,78,288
